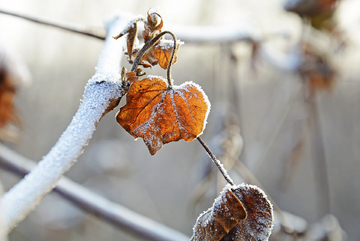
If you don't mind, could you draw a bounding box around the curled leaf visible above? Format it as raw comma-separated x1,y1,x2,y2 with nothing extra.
113,23,138,63
300,43,336,92
0,70,17,128
191,184,273,241
125,71,138,85
285,0,339,17
125,23,138,63
116,76,210,155
140,40,181,69
284,0,339,30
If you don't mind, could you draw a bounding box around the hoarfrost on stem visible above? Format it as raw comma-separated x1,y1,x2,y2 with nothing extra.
0,13,132,231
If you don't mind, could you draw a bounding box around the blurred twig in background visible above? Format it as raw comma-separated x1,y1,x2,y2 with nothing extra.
0,180,7,241
0,9,106,40
0,144,189,241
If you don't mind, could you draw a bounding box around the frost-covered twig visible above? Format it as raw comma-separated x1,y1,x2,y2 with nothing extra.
0,14,130,232
0,144,190,241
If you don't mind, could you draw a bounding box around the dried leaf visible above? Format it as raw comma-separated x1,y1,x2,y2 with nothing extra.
300,43,335,92
147,10,163,32
191,184,273,241
125,71,138,85
0,69,16,128
140,42,178,69
285,0,339,30
113,23,138,63
143,10,164,42
116,76,210,155
285,0,339,17
0,48,29,130
125,24,138,63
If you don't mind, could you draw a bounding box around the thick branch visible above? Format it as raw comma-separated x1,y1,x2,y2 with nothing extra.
0,14,129,232
0,145,189,241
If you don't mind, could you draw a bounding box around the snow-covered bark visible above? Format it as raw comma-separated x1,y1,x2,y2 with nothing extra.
0,14,130,232
0,144,190,241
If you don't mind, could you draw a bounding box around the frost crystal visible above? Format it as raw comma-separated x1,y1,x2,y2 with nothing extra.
159,39,185,50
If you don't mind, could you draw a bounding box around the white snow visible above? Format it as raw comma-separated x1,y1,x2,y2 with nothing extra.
159,39,185,50
0,14,131,229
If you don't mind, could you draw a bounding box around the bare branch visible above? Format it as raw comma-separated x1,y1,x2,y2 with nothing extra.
0,14,130,232
0,144,190,241
169,23,261,44
0,9,106,40
0,9,298,71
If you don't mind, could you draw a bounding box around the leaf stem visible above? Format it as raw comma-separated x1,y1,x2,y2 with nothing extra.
197,137,235,186
164,31,177,87
131,31,177,87
131,31,165,71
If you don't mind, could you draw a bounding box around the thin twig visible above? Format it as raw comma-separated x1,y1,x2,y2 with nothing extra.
130,30,177,87
307,91,331,217
130,31,165,71
0,9,106,40
253,84,302,173
197,137,235,186
0,144,190,241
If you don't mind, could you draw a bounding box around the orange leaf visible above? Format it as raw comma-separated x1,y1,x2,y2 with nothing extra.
0,65,18,129
191,184,273,241
113,22,139,62
125,71,138,85
141,44,177,69
116,76,210,155
153,44,177,69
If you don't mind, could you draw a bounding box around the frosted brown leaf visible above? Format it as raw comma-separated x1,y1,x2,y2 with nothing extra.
116,75,210,155
140,43,178,69
191,184,273,241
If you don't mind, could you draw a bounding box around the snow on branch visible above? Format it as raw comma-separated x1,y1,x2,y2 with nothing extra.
0,14,130,232
169,23,261,43
0,9,297,70
0,144,190,241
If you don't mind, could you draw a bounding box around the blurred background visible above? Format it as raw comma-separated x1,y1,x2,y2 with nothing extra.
0,0,359,240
